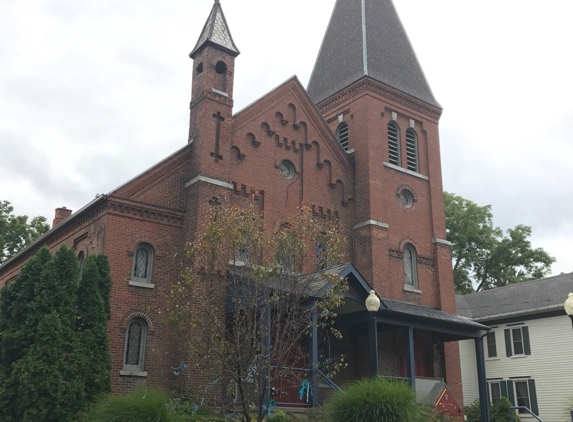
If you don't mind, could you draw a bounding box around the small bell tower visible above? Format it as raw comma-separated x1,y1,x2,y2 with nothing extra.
188,0,240,146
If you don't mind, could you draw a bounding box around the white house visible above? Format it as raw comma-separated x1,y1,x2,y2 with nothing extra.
457,273,573,422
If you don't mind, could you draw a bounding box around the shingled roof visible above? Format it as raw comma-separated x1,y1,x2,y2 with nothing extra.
190,0,240,59
307,0,439,107
456,272,573,320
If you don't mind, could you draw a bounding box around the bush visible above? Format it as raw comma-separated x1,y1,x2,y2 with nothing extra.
266,410,292,422
80,388,176,422
327,378,419,422
464,397,520,422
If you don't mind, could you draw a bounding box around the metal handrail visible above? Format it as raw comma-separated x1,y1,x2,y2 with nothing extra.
316,369,343,393
510,406,542,421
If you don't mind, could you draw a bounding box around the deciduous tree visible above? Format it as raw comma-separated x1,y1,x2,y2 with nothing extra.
168,204,347,422
444,192,555,293
0,200,50,264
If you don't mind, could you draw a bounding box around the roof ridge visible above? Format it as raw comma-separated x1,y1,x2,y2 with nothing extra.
462,272,573,297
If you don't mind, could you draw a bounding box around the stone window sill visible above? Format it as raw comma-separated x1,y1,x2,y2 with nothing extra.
120,370,147,377
128,280,155,289
383,162,428,180
403,284,422,294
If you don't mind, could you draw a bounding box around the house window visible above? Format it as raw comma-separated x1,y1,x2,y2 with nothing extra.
486,331,497,358
335,122,349,151
122,318,147,374
514,381,531,413
499,379,538,415
388,121,400,166
405,128,418,172
403,244,417,288
489,382,502,404
131,243,154,285
504,326,531,357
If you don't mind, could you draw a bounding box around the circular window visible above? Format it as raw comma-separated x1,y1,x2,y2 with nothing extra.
399,189,414,208
278,160,295,179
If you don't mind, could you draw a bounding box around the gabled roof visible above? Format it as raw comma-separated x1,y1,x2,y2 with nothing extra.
307,0,440,108
456,272,573,321
190,0,240,59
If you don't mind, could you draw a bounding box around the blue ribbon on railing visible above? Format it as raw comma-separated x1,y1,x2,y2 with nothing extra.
299,380,310,403
267,400,276,416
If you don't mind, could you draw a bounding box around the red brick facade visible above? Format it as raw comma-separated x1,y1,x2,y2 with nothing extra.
0,0,466,406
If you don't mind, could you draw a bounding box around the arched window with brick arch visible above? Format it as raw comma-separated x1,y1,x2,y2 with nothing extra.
403,243,418,289
131,243,154,286
122,318,148,374
335,122,349,151
388,121,400,166
405,128,418,172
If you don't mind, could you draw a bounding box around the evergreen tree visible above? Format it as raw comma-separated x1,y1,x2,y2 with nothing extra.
77,255,112,402
0,246,113,420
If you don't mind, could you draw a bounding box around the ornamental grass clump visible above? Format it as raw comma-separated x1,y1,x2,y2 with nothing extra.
327,378,419,422
80,388,175,422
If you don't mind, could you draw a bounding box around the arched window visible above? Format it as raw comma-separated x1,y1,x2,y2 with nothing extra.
123,318,147,373
77,251,85,278
131,243,154,285
403,244,418,288
405,128,418,172
388,121,400,166
335,122,349,151
315,232,330,270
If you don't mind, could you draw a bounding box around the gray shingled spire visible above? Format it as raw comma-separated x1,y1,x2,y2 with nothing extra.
307,0,439,108
190,0,240,59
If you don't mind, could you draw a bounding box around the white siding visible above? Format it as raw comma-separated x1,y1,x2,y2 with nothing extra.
461,315,573,422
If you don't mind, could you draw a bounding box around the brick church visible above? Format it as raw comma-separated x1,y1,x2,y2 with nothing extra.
0,0,490,415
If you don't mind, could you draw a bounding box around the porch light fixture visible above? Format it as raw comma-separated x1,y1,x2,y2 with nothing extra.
564,293,573,329
365,290,381,313
365,290,380,377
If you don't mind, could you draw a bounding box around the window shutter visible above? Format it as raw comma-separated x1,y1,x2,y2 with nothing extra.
528,379,538,415
500,381,508,399
504,329,512,357
522,327,531,355
507,381,516,406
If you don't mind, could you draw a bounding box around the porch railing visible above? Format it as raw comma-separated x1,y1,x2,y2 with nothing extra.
510,406,542,422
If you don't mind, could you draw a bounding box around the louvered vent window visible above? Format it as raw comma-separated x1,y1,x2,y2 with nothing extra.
388,121,400,166
405,128,418,172
336,122,349,151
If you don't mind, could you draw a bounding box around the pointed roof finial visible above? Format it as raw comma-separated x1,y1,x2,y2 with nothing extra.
190,0,240,59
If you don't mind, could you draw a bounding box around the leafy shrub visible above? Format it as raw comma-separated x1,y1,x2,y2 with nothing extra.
416,404,457,421
305,407,328,422
464,397,520,422
80,388,175,422
266,410,292,422
327,378,419,422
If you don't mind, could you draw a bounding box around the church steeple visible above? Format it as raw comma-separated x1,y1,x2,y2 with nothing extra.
307,0,439,107
190,0,240,59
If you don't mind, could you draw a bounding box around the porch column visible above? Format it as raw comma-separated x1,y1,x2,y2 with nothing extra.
474,337,490,422
309,307,319,407
262,305,271,414
406,327,416,392
368,313,379,377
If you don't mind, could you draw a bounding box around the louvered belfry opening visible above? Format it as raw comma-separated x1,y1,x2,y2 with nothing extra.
388,121,400,166
405,128,418,172
336,122,349,151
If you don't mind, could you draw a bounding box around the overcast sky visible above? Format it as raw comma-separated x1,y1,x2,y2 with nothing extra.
1,0,572,276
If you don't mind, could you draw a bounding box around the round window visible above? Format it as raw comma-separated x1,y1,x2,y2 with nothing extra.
278,160,295,179
399,189,414,208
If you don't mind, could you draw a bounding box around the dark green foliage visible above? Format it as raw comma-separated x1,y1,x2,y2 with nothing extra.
0,200,50,264
327,378,419,422
79,388,176,422
266,410,292,422
77,255,112,402
93,254,113,320
445,192,555,293
464,397,520,422
0,246,113,421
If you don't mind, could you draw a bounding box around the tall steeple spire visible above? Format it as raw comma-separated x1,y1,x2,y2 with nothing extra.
190,0,240,59
307,0,439,108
